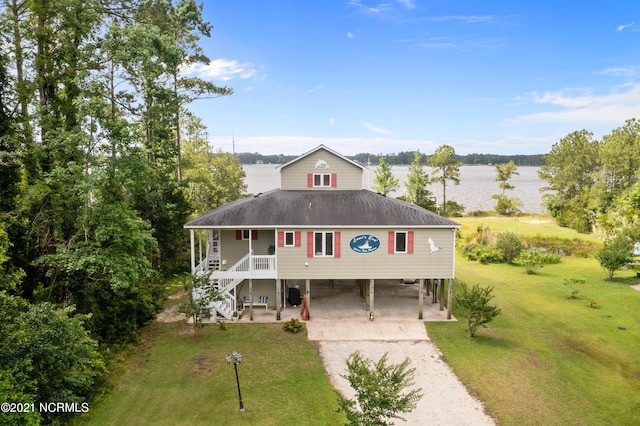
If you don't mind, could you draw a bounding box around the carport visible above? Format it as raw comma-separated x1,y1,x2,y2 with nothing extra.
239,278,454,323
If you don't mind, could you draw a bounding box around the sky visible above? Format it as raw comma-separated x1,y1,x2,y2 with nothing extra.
184,0,640,156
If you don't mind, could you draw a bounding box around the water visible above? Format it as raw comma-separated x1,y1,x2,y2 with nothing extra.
243,164,547,214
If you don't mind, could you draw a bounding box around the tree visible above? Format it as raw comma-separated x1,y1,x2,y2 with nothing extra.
455,282,501,337
493,161,522,216
338,351,423,426
495,161,519,196
429,144,461,215
495,231,523,263
178,271,223,333
596,234,633,279
404,150,436,210
373,155,399,195
492,194,523,217
0,303,105,424
182,116,247,215
538,130,600,232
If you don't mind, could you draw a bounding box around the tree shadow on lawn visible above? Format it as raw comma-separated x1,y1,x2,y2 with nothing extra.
466,331,515,350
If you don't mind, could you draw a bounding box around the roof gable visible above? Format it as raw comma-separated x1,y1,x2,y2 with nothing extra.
277,145,364,171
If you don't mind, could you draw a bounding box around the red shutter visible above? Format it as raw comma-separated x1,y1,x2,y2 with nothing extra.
388,231,395,254
236,230,242,240
295,231,301,247
408,231,414,254
307,173,313,188
334,232,341,258
251,230,258,240
307,232,314,257
278,231,285,247
331,173,337,188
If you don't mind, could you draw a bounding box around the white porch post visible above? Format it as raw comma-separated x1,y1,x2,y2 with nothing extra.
305,279,310,311
447,278,453,319
190,229,195,272
249,229,253,270
249,279,254,321
369,279,375,321
276,279,281,321
418,279,424,320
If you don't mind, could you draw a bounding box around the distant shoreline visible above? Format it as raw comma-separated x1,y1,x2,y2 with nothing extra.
237,152,545,167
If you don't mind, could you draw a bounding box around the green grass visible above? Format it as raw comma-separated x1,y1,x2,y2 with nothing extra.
458,215,602,243
80,215,640,425
78,322,345,425
429,216,640,425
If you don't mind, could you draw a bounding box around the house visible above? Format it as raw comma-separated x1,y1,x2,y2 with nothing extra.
184,145,460,321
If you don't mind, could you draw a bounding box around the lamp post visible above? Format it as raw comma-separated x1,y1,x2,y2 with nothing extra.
225,350,245,412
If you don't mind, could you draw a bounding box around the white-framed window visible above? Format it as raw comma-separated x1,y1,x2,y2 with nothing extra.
242,229,251,240
313,173,331,187
284,231,295,247
314,231,334,257
395,231,407,253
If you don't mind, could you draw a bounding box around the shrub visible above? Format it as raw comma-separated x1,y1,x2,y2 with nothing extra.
443,200,465,217
596,234,633,279
521,236,599,257
463,244,504,264
563,277,586,299
455,282,502,337
496,231,523,263
516,248,549,274
282,318,305,333
338,351,423,425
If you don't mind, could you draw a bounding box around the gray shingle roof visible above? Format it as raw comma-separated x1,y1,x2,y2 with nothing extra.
185,190,460,228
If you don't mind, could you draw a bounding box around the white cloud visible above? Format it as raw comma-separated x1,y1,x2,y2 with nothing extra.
397,0,415,9
507,83,640,124
616,22,635,32
430,15,498,25
599,67,637,77
347,32,356,38
330,118,336,124
183,59,257,81
362,121,392,134
308,84,326,93
348,0,394,15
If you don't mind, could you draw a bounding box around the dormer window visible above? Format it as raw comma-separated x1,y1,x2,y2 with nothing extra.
314,173,331,187
307,173,337,188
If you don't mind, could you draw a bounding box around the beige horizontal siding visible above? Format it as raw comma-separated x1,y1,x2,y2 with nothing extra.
280,149,363,190
276,228,456,279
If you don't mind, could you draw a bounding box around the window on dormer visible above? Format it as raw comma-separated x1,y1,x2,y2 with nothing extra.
313,173,331,187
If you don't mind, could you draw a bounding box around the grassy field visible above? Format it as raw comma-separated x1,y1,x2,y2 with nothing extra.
429,216,640,425
79,215,640,425
78,322,346,425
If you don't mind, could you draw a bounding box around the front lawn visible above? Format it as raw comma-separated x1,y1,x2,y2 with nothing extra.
428,216,640,425
78,322,345,425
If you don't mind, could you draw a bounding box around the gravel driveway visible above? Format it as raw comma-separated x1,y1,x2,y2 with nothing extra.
309,321,496,426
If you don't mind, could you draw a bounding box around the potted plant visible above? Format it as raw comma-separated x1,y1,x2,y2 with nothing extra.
268,244,276,255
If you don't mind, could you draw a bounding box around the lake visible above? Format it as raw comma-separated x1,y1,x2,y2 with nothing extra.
243,164,548,214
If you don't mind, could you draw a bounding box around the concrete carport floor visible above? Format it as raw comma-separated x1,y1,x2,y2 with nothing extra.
238,279,456,340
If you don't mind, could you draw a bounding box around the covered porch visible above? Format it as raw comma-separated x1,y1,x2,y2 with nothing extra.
236,279,456,323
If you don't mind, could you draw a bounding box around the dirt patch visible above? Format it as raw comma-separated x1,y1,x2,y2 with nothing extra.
523,219,553,224
190,353,216,377
156,290,189,323
631,284,640,292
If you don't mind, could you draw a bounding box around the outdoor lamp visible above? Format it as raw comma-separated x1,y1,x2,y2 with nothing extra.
226,350,245,412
